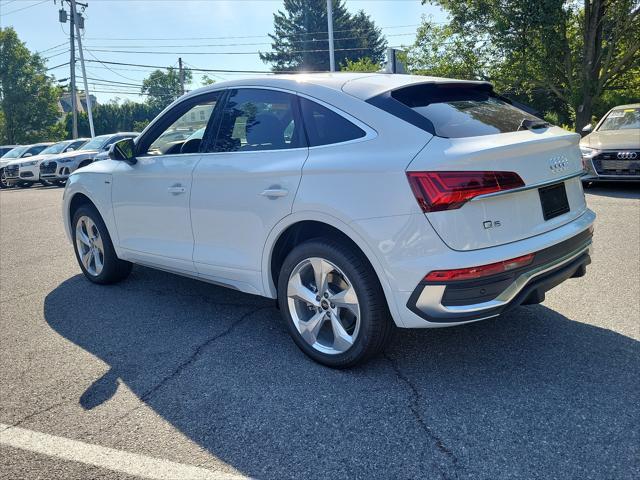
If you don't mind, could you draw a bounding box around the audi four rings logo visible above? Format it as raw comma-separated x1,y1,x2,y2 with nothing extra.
549,156,569,173
617,151,638,160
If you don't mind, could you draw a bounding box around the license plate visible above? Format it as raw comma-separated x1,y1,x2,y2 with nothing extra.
538,182,570,221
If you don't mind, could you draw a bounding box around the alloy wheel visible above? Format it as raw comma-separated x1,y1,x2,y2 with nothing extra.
75,215,105,276
287,257,361,355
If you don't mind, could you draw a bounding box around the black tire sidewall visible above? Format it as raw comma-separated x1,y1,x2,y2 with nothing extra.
277,240,388,368
72,205,127,284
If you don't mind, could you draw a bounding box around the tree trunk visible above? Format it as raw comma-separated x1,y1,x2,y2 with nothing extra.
575,95,594,132
577,0,605,131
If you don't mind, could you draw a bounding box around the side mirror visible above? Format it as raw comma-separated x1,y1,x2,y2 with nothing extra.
23,153,33,158
580,124,593,136
109,138,137,164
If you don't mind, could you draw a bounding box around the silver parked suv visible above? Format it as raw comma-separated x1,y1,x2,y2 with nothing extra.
40,133,138,185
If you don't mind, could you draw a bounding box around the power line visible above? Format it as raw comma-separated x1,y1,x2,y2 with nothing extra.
83,58,328,74
80,23,425,42
2,0,49,16
42,49,70,61
79,32,416,50
85,46,383,56
37,42,69,54
46,61,70,71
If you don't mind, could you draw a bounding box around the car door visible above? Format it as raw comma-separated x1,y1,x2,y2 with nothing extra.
111,91,222,274
190,87,308,294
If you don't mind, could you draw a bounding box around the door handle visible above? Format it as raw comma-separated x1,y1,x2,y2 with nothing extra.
168,184,186,195
260,187,288,199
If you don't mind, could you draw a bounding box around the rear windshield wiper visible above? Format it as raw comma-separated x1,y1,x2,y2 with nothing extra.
518,119,550,131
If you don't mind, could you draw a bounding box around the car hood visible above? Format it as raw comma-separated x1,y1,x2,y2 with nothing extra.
580,129,640,150
47,149,98,162
1,158,21,168
17,153,55,166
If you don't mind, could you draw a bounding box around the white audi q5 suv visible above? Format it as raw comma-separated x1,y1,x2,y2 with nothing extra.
62,73,595,367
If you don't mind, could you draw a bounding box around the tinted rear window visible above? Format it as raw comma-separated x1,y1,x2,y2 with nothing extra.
300,98,366,147
389,84,540,138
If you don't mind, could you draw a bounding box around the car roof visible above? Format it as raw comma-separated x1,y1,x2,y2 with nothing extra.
611,103,640,110
183,72,492,101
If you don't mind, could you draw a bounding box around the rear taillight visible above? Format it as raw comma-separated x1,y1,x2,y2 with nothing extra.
406,171,525,213
424,254,534,282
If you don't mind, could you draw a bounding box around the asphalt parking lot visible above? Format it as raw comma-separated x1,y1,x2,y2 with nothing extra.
1,184,639,480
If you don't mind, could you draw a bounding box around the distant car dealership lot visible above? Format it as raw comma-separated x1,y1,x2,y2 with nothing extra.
0,185,638,480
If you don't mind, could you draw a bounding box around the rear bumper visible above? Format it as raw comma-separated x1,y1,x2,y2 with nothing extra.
407,231,592,323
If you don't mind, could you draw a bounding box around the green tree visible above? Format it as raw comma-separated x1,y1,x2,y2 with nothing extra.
413,0,640,129
64,99,161,138
0,28,65,144
260,0,387,71
340,57,381,72
201,75,216,86
141,67,192,112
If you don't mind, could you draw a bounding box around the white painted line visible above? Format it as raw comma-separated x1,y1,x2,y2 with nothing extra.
0,423,248,480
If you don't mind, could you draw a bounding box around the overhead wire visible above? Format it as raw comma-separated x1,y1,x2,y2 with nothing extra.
1,0,49,16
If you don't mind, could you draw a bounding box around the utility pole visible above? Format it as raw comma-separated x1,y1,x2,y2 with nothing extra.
71,0,94,137
69,2,77,138
178,57,185,96
326,0,335,72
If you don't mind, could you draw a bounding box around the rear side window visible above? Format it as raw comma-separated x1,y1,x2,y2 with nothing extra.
378,84,540,138
300,97,365,147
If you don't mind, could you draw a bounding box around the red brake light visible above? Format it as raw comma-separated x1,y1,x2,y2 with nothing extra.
406,171,525,212
424,254,535,282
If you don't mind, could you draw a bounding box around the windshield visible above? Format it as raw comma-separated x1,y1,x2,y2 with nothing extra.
598,107,640,131
2,146,28,159
80,135,109,151
389,84,541,138
40,141,73,155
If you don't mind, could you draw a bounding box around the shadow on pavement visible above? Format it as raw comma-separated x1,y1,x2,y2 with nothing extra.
583,181,640,199
44,267,640,480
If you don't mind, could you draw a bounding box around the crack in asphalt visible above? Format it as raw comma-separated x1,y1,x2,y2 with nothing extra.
384,353,460,480
139,305,273,403
1,400,68,432
85,305,275,440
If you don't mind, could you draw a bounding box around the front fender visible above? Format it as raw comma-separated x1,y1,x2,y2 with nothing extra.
63,173,116,249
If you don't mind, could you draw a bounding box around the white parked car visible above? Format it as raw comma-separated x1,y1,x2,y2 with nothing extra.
9,139,89,187
62,74,595,367
1,142,53,188
40,133,138,185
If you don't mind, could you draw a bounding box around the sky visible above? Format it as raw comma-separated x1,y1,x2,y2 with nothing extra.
0,0,445,104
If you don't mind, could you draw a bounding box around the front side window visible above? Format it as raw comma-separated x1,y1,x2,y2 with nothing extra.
213,88,303,152
146,99,217,155
299,97,366,147
598,107,640,131
386,83,541,138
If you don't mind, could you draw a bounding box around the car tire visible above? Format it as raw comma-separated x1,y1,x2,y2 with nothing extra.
72,204,132,285
277,238,394,368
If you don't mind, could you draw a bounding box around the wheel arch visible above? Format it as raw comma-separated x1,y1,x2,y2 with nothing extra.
262,212,406,327
63,174,117,249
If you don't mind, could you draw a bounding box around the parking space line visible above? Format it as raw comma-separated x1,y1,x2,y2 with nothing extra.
0,423,247,480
